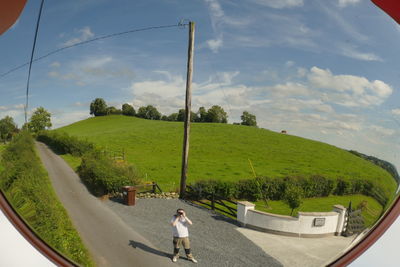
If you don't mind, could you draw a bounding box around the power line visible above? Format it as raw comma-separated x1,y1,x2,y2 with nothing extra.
2,22,188,80
25,0,45,123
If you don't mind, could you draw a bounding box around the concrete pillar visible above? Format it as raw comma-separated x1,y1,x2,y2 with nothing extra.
333,204,347,236
237,201,255,226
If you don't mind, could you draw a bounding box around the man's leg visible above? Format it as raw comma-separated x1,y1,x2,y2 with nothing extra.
172,237,181,262
182,237,197,263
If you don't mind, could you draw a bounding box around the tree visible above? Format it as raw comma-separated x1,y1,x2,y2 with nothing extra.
122,103,136,116
177,109,198,122
106,106,122,115
137,105,161,120
167,113,178,121
241,111,257,127
90,98,107,116
29,107,52,133
0,116,18,143
197,106,207,122
283,184,303,216
206,105,228,123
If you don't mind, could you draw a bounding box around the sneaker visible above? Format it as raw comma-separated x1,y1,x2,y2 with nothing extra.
172,255,178,262
189,258,198,263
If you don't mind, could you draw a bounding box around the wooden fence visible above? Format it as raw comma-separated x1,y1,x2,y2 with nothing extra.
186,185,237,218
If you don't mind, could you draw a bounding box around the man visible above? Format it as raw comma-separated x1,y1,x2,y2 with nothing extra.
170,208,198,263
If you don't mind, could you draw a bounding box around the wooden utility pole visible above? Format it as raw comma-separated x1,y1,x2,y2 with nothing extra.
180,21,195,199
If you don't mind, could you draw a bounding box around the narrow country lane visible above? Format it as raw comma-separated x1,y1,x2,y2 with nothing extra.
35,141,176,267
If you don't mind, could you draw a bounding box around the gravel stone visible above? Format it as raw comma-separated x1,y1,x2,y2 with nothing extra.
104,198,283,267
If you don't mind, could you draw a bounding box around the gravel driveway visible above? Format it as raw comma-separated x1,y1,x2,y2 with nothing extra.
104,198,283,267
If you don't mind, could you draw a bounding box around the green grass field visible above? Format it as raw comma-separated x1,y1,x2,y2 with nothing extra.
56,115,397,196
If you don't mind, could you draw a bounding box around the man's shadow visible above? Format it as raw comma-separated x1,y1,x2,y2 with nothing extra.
129,240,171,258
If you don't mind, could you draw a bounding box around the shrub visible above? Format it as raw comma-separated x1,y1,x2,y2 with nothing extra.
77,150,141,196
37,131,94,156
283,184,304,215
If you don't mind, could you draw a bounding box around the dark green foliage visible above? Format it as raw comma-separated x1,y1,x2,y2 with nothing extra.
37,131,141,196
349,150,400,184
334,178,352,195
0,116,18,143
205,105,228,123
28,107,52,134
77,150,141,196
283,184,303,215
189,175,387,207
0,132,93,266
177,109,198,122
106,106,122,115
137,105,161,120
196,107,207,122
167,113,179,121
122,103,136,116
240,111,257,127
37,131,94,156
90,98,107,116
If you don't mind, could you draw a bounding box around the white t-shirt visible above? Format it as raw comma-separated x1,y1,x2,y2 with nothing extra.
171,216,189,237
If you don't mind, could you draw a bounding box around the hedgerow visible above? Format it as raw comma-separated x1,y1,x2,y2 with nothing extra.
0,132,93,266
37,130,141,195
189,175,388,206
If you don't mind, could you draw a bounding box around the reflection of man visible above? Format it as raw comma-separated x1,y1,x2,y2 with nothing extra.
170,208,197,263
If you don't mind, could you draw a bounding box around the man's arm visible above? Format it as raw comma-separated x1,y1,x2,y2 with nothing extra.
171,216,180,226
182,211,192,225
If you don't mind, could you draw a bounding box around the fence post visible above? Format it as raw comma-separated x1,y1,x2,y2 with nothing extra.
211,193,215,210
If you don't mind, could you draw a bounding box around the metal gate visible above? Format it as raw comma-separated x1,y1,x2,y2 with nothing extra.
343,209,365,236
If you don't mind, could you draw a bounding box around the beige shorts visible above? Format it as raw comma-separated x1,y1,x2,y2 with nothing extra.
173,236,190,249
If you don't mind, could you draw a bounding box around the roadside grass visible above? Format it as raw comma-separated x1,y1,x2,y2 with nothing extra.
0,144,5,172
0,134,93,266
197,194,381,228
60,154,81,171
57,115,397,197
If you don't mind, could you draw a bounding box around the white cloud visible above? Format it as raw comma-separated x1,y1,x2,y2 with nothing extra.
50,62,61,68
52,110,90,128
338,0,361,8
391,109,400,116
61,26,94,47
307,67,393,107
338,44,383,62
370,125,395,136
206,37,223,53
252,0,304,9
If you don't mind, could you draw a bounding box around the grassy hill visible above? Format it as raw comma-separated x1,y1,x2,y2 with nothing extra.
57,115,397,196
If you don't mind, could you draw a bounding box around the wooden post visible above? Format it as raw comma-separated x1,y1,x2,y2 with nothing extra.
179,21,195,199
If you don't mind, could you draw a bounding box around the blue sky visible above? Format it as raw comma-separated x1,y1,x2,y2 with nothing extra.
1,0,400,170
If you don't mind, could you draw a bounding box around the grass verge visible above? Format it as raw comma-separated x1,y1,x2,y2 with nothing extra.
0,133,93,266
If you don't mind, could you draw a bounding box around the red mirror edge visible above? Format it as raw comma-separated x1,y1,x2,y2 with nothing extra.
0,190,79,267
328,193,400,266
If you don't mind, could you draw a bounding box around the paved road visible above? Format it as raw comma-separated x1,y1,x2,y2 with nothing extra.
36,142,176,267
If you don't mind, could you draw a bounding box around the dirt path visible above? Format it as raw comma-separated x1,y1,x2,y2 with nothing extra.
35,142,176,267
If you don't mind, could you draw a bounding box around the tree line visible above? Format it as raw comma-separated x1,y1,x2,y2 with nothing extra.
0,107,52,143
89,98,257,126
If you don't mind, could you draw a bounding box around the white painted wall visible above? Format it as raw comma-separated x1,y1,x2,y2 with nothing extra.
237,201,347,237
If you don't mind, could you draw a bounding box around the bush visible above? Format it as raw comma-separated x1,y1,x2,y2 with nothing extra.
37,131,94,156
189,174,387,207
77,150,141,196
0,132,93,266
